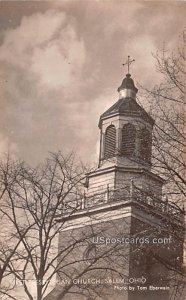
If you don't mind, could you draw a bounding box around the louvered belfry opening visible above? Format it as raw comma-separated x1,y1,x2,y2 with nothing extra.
121,123,136,157
104,125,116,159
140,128,152,163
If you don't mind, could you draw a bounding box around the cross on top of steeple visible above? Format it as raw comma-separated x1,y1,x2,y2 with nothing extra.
122,55,135,74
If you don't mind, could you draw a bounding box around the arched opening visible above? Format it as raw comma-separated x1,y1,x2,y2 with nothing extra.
121,123,136,157
104,125,116,159
140,128,152,163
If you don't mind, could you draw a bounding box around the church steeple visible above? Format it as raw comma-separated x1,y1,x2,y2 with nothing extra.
46,61,184,300
84,69,165,202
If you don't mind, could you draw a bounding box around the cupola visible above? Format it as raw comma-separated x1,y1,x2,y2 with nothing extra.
118,73,138,100
98,70,154,169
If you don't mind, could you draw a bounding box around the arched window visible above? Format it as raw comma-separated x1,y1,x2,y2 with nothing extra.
104,125,116,159
121,123,136,156
83,244,97,265
140,128,152,163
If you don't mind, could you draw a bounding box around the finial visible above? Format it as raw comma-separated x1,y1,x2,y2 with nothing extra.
122,55,135,74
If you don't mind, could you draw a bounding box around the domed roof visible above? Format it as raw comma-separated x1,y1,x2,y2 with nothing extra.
118,74,138,93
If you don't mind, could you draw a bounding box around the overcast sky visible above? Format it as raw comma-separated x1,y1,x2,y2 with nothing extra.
0,0,185,165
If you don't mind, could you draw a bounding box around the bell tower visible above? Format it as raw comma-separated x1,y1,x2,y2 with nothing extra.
45,66,184,300
87,72,163,202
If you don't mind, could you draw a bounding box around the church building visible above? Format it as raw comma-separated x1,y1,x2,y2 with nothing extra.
45,64,185,300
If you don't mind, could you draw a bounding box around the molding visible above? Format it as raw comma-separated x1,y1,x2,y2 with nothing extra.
87,165,165,183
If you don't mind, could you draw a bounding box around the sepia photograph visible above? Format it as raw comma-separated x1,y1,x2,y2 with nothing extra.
0,1,185,300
